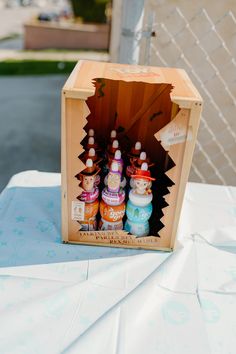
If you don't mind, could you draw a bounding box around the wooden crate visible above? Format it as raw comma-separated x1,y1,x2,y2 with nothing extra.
61,60,202,251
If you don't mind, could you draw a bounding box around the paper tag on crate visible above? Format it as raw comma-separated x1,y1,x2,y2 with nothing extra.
71,201,85,221
157,109,192,147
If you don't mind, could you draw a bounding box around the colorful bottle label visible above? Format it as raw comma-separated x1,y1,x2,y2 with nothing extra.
100,200,126,222
125,219,149,237
126,200,152,223
99,218,123,231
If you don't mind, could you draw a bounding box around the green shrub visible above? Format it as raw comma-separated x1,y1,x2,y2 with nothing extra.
70,0,109,23
0,60,77,76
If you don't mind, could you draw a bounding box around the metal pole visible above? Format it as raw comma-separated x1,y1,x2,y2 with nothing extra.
118,0,145,64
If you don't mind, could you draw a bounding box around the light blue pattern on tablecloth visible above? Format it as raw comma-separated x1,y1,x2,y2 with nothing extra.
0,186,161,267
1,179,236,354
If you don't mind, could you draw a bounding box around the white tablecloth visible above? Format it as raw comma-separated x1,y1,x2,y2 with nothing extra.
0,170,236,354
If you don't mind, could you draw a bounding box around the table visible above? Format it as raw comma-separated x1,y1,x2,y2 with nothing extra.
0,170,236,354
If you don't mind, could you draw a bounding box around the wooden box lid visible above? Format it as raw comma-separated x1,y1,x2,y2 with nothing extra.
63,60,202,105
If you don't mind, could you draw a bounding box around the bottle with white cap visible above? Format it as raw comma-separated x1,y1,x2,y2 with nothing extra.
107,129,117,150
126,141,142,178
83,147,102,165
86,148,102,186
129,151,153,188
139,151,147,162
88,129,94,137
107,161,121,193
76,158,101,231
125,162,155,237
109,130,117,144
99,160,126,231
86,137,95,150
103,139,120,175
113,149,123,172
85,131,100,151
104,149,127,188
108,139,119,155
130,141,142,158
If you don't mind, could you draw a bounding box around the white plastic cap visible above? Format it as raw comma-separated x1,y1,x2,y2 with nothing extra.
141,162,148,171
110,130,116,138
114,150,121,160
140,151,146,160
110,161,119,172
88,137,94,145
88,148,95,157
88,129,94,137
86,159,93,168
135,141,141,150
112,139,119,149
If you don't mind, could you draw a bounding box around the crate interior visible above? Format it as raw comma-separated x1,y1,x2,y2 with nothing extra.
77,78,179,238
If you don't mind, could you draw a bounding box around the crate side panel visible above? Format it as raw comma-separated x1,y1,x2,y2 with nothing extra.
61,92,68,241
65,98,90,236
169,103,202,249
68,230,172,250
155,107,201,247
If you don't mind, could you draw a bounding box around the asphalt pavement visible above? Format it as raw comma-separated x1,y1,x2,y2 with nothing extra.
0,4,109,191
0,74,67,190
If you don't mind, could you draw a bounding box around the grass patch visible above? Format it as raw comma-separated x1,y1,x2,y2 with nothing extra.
0,33,20,42
0,59,77,76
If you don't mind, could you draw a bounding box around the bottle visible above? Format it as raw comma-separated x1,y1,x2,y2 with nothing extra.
130,151,154,189
85,137,98,151
130,141,142,158
76,159,100,231
88,129,94,138
83,148,102,165
104,150,126,188
104,139,119,174
107,139,119,159
108,130,117,148
99,161,126,230
125,162,155,237
126,141,142,177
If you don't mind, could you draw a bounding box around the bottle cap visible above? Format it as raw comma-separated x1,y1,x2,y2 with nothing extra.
88,129,94,137
86,159,93,168
141,162,148,171
110,161,119,172
140,151,146,160
110,130,116,138
112,140,119,149
135,141,141,150
88,137,94,145
114,150,121,160
130,141,142,157
76,157,101,179
131,161,155,181
88,148,95,157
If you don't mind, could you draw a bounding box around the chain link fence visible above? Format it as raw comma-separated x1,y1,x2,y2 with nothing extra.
115,1,236,185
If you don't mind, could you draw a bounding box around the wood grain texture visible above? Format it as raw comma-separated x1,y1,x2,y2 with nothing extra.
63,61,202,102
61,60,202,250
